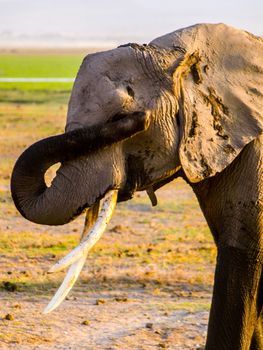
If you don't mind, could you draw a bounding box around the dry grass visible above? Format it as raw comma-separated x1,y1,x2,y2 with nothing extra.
0,89,215,349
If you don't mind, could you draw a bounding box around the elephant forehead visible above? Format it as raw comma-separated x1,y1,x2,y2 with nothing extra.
80,47,139,83
65,48,152,131
67,79,123,127
66,78,134,131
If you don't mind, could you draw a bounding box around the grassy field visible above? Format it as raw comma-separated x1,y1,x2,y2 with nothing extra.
0,50,215,349
0,50,86,90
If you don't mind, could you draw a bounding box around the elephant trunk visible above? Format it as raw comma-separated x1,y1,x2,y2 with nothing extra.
11,112,149,225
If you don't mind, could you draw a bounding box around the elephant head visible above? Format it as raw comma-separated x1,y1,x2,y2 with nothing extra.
11,23,263,312
11,44,184,226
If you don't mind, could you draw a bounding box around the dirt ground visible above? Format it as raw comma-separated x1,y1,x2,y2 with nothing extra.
0,180,214,350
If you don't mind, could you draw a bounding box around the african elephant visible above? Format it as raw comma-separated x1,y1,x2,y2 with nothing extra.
11,23,263,349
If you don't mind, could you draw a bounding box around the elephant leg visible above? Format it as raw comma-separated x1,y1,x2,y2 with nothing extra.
205,247,263,350
191,135,263,349
250,289,263,350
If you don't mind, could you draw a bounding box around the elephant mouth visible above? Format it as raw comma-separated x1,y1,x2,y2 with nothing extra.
69,184,115,222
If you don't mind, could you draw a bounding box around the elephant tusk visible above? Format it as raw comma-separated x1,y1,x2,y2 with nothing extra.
48,190,117,273
80,202,100,241
43,255,86,314
43,189,118,313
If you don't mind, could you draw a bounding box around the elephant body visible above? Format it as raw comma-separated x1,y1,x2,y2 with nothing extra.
11,24,263,349
192,133,263,349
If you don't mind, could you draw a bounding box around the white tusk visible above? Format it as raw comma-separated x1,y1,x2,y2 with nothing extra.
43,255,86,314
48,190,117,273
43,189,118,313
81,202,100,240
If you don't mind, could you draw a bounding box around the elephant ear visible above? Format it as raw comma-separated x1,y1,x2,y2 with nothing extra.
152,23,263,182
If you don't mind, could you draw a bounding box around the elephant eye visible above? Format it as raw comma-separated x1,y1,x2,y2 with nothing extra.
111,112,127,122
126,85,135,98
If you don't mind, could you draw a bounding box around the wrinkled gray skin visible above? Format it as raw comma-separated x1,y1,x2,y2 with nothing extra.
11,24,263,349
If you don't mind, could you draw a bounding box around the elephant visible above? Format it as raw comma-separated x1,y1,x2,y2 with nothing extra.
11,23,263,349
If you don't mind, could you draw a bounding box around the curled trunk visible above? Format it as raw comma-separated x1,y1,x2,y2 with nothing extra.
11,112,149,225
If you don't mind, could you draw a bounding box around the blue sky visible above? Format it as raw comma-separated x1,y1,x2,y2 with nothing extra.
0,0,262,45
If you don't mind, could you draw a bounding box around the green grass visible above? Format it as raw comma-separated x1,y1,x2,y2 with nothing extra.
154,300,211,312
0,89,70,104
0,82,74,91
0,54,85,90
0,231,78,256
0,54,82,77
